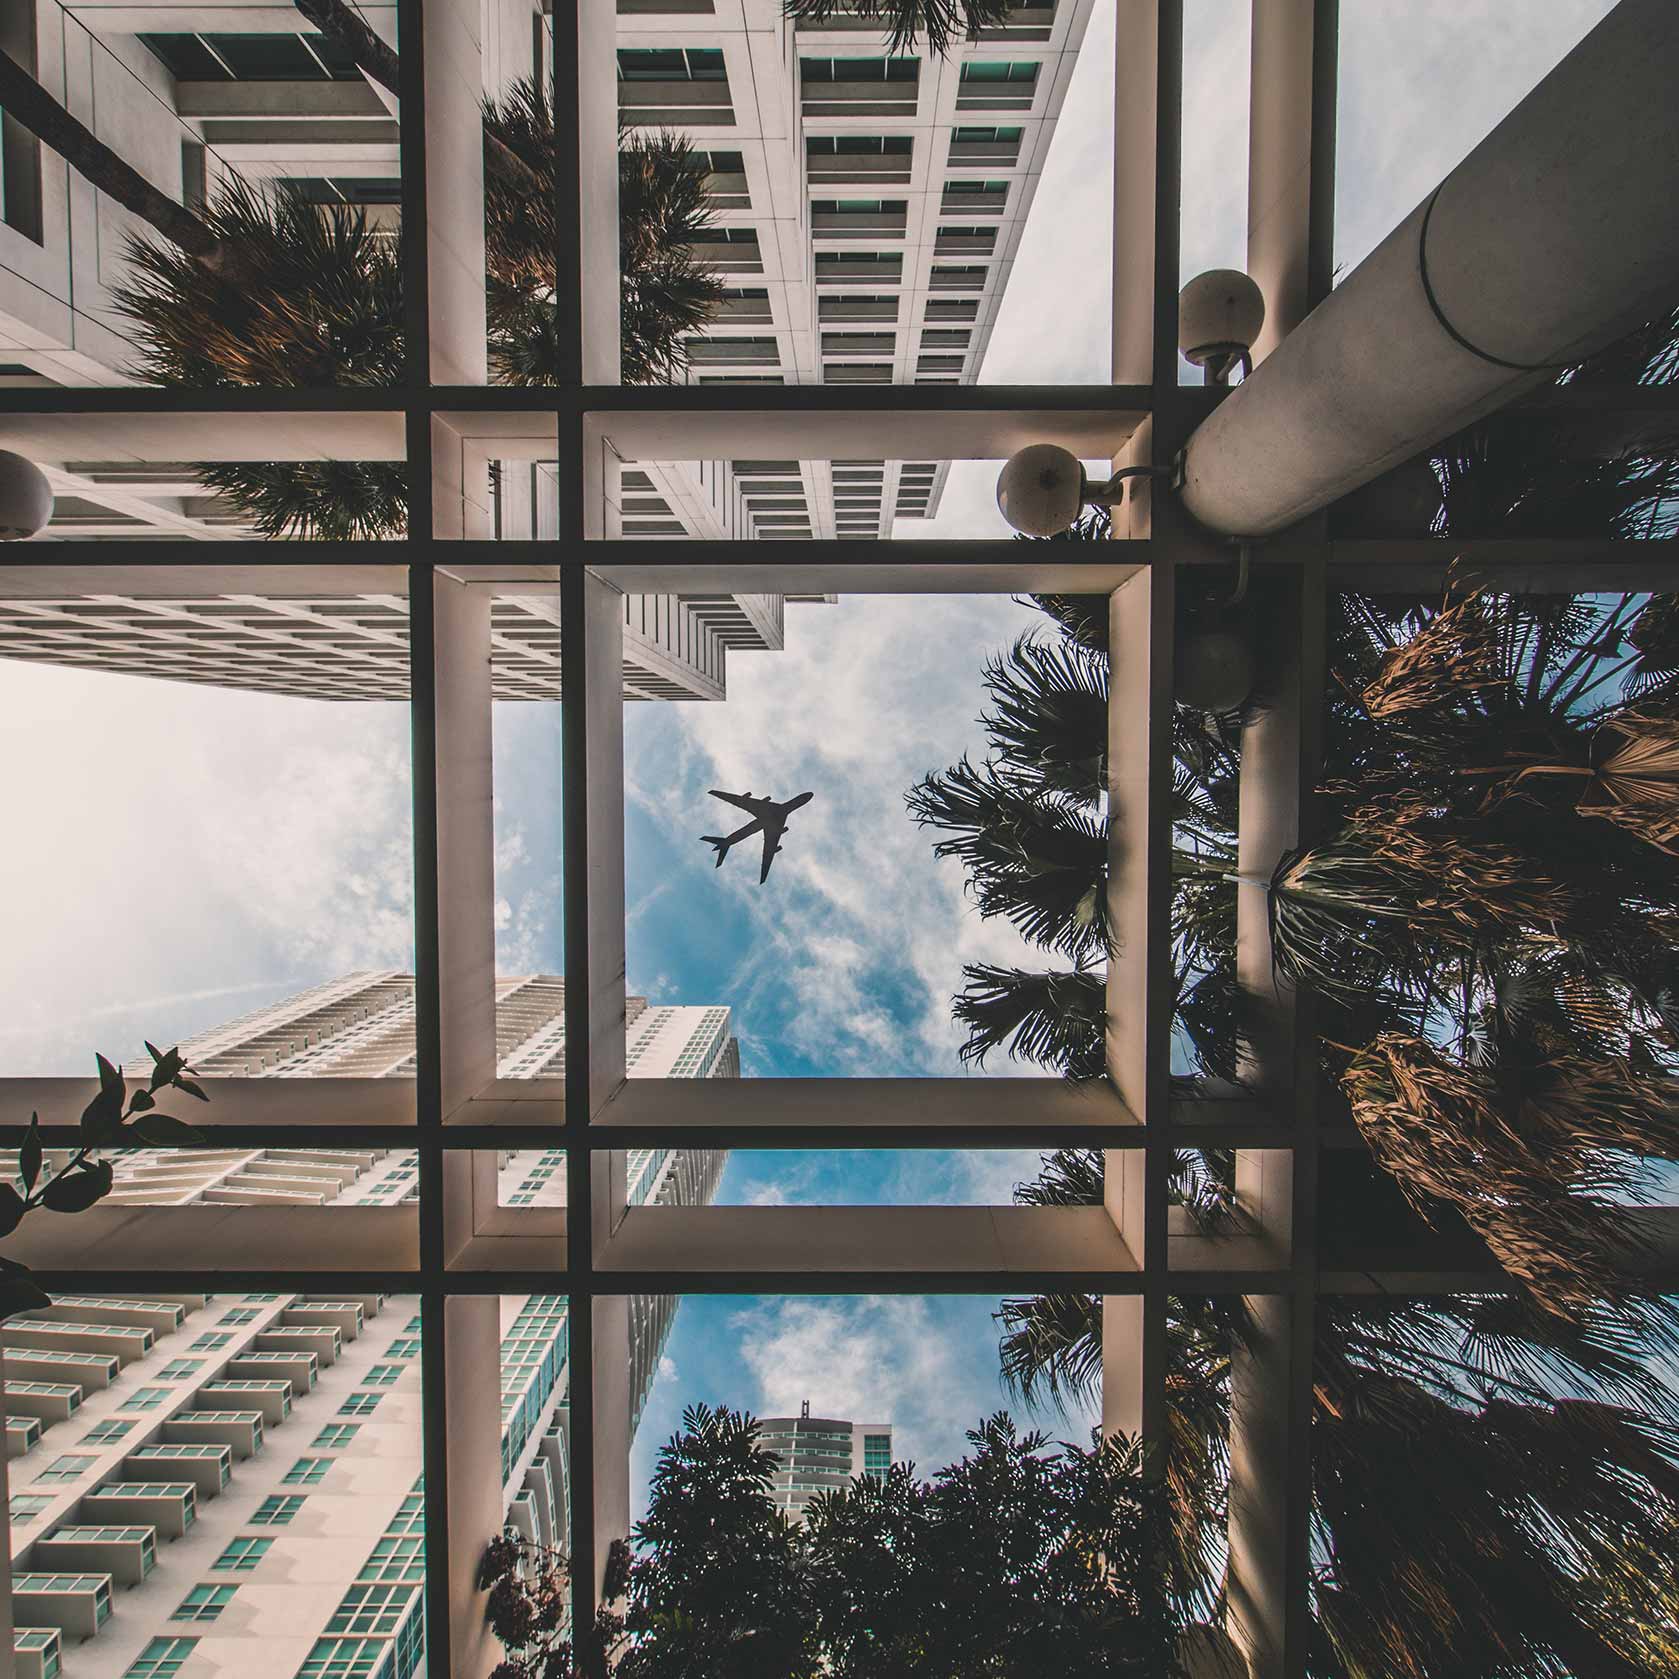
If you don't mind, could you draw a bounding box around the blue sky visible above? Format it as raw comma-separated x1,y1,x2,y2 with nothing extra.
0,0,1624,1504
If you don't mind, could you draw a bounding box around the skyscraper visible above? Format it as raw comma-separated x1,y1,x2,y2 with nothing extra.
757,1405,894,1523
2,974,732,1678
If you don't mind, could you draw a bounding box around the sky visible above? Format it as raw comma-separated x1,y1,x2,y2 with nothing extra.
0,0,1627,1507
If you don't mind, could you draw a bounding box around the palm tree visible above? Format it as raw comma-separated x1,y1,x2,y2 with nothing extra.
781,0,1016,59
997,1152,1679,1679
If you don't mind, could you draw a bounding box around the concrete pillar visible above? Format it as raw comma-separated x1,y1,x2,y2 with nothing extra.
1183,0,1679,536
445,1295,505,1679
578,2,620,384
592,1296,633,1598
421,0,487,384
430,568,498,1117
1246,0,1336,364
1112,0,1164,385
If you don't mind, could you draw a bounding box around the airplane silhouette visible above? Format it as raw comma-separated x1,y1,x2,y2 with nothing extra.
701,789,814,883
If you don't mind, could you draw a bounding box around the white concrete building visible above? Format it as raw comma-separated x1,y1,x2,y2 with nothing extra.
1,973,733,1677
1,0,1093,544
756,1405,892,1522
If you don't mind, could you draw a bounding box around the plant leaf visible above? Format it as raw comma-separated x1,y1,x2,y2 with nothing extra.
80,1084,125,1147
20,1114,42,1195
131,1112,206,1147
129,1087,155,1113
0,1269,51,1323
96,1052,124,1100
0,1183,25,1238
41,1160,114,1214
172,1076,209,1104
147,1045,184,1093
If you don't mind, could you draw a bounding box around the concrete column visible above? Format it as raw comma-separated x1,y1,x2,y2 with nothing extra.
591,1295,633,1598
430,569,498,1117
0,1346,12,1671
1184,0,1679,536
578,1,621,384
1112,0,1163,385
444,1294,505,1679
1246,0,1336,364
581,572,628,1115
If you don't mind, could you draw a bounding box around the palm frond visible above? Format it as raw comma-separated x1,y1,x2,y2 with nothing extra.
952,966,1106,1077
781,0,1014,58
980,633,1108,803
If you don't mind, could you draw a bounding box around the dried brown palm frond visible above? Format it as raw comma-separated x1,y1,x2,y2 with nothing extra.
1339,1033,1679,1316
1360,575,1504,718
1473,710,1679,857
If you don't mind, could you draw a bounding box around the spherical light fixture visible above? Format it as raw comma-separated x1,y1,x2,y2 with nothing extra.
995,443,1087,538
0,451,53,540
1178,268,1266,385
995,445,1166,538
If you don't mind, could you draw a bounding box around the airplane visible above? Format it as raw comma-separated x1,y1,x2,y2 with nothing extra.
701,788,814,883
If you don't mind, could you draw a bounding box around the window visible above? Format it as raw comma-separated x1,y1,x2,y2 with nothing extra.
35,1455,95,1484
298,1639,389,1679
701,150,746,173
864,1434,892,1474
944,180,1008,201
312,1423,360,1449
616,47,726,82
338,1391,382,1416
10,1493,51,1523
251,1494,306,1525
952,124,1023,143
937,226,997,240
358,1535,426,1582
959,60,1040,83
212,1537,272,1573
807,135,914,155
812,200,907,216
156,1361,203,1381
172,1584,237,1622
83,1419,136,1444
219,1308,260,1324
0,6,45,243
801,57,919,83
283,1457,333,1486
121,1387,172,1411
324,1582,421,1637
124,1639,198,1679
190,1333,231,1350
140,32,361,82
364,1363,403,1385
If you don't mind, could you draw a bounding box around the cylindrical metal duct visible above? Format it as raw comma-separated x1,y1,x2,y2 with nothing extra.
1179,0,1679,538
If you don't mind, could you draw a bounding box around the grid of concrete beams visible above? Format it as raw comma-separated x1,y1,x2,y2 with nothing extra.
2,4,1677,1679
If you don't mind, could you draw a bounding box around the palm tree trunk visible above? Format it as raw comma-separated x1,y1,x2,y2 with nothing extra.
0,47,223,264
291,0,399,99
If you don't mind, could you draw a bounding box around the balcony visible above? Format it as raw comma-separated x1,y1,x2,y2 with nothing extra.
256,1325,341,1366
686,338,780,366
284,1301,366,1339
80,1482,196,1539
13,1626,61,1679
3,1382,83,1423
31,1526,157,1587
197,1379,293,1423
226,1350,318,1394
814,255,903,288
4,1319,154,1366
800,59,920,120
165,1409,265,1459
7,1415,41,1457
122,1442,231,1497
10,1573,112,1641
2,1351,118,1392
812,204,908,240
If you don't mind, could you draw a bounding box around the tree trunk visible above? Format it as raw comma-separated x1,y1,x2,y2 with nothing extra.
292,0,400,99
0,46,223,264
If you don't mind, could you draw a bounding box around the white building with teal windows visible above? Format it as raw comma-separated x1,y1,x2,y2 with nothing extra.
756,1408,895,1523
1,974,735,1679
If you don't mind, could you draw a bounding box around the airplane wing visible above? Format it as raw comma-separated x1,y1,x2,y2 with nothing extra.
758,816,788,883
709,789,773,817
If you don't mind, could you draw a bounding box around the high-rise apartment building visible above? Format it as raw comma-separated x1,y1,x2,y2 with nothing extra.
1,0,1094,545
2,973,733,1678
757,1405,893,1522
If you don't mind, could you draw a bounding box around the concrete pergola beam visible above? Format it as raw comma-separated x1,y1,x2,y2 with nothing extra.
1181,0,1679,537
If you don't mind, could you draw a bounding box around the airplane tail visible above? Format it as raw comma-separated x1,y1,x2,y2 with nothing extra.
701,835,731,867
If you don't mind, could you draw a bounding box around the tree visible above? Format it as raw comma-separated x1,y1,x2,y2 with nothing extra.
482,1405,1187,1677
780,0,1014,58
0,1044,206,1322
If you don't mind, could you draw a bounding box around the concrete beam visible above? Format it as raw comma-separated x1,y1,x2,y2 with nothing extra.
1183,0,1679,536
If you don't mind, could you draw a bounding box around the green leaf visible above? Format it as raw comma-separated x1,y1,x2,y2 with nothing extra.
172,1076,209,1104
19,1114,41,1195
0,1183,25,1238
0,1269,51,1323
80,1084,125,1147
41,1160,114,1214
147,1045,184,1093
128,1088,155,1113
131,1112,206,1147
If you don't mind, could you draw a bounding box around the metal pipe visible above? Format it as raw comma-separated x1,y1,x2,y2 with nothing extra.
1179,0,1679,538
